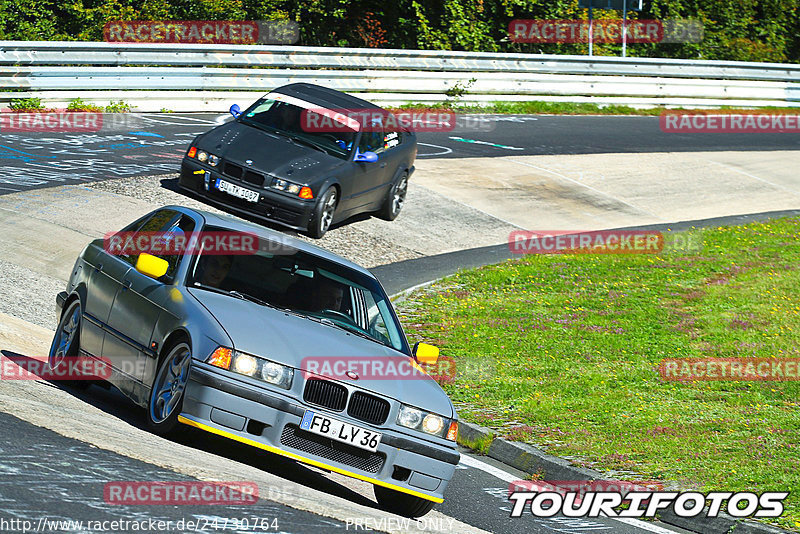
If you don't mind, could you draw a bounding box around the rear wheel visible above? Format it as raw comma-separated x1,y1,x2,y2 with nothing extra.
377,174,407,221
307,187,337,239
48,300,90,390
147,341,191,436
373,485,436,518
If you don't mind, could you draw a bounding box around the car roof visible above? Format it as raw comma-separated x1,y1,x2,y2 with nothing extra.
269,83,383,112
167,205,376,278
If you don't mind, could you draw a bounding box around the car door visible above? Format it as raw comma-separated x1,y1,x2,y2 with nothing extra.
80,213,157,358
103,209,189,383
346,127,389,212
81,244,132,359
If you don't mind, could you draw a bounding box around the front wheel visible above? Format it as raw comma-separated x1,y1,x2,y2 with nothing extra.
48,300,90,390
377,174,407,221
307,187,337,239
147,342,192,436
373,485,436,518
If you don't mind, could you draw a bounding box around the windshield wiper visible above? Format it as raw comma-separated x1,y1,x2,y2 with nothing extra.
239,118,281,137
227,290,278,310
192,284,281,311
321,318,392,347
288,135,328,154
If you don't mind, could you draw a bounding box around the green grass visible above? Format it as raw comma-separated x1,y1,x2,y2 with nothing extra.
8,97,49,112
457,431,495,454
66,97,103,112
390,101,800,116
105,100,133,113
397,219,800,531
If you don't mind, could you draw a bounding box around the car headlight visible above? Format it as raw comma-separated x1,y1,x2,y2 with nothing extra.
397,404,454,439
261,360,293,389
271,178,313,199
207,347,293,390
197,151,208,162
208,154,220,167
233,353,258,376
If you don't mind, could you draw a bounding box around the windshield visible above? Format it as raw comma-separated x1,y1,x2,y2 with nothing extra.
187,228,408,353
238,98,358,160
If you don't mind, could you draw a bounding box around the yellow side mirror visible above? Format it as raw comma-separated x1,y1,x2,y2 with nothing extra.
135,253,169,280
414,342,439,365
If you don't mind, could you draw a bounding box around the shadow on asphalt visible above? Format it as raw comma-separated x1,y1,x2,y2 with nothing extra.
0,349,380,511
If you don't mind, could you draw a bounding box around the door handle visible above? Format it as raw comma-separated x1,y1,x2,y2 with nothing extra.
122,280,132,291
95,264,103,272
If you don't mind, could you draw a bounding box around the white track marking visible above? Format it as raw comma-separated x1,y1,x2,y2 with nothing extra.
706,159,800,198
507,158,664,220
417,143,453,157
459,454,682,534
135,114,218,126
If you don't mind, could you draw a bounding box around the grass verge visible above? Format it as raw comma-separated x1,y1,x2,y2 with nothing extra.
390,101,800,116
397,218,800,531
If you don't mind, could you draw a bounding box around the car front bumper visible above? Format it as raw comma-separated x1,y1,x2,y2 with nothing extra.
180,363,460,503
179,158,316,232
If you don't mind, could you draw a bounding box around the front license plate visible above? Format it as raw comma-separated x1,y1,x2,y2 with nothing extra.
215,179,259,203
299,410,382,452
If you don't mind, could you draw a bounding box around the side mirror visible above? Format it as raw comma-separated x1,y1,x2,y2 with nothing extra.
354,150,378,163
413,342,439,365
135,253,169,280
229,104,241,118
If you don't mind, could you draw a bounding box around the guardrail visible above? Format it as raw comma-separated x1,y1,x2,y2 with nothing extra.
1,41,798,111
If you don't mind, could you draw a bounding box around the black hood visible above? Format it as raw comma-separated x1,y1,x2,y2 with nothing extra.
197,121,345,184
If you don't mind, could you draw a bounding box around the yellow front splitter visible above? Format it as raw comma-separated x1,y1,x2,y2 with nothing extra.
178,414,443,503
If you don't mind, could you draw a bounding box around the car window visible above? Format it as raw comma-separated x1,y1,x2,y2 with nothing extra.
119,209,196,280
384,130,402,151
119,209,179,267
187,227,409,353
357,129,385,155
239,98,357,160
158,215,196,279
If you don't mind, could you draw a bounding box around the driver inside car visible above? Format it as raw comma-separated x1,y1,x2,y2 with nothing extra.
197,254,233,289
313,279,344,312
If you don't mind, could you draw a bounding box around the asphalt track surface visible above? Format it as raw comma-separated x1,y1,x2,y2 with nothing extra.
0,112,792,534
0,379,693,534
1,112,799,195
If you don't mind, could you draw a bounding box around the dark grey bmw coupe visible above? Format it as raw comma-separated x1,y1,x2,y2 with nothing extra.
49,205,459,517
179,83,417,238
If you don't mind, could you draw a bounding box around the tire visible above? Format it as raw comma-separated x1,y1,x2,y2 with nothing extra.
146,341,192,436
48,300,90,390
377,174,408,221
373,485,436,518
307,187,338,239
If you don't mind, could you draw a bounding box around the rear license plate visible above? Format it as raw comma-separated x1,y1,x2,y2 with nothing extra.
299,410,382,452
215,179,259,203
